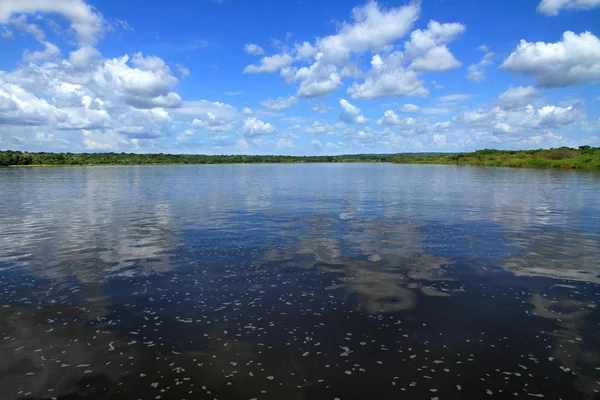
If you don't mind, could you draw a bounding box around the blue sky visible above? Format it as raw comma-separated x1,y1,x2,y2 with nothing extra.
0,0,599,155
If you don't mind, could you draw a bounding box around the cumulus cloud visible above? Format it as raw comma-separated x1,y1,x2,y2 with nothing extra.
244,43,265,55
311,103,333,114
68,45,101,69
466,49,494,83
243,53,293,73
317,1,420,63
537,0,600,15
377,110,402,125
294,41,317,60
500,31,600,87
405,20,465,72
0,81,58,126
0,0,105,45
498,86,538,108
282,58,342,98
399,104,420,112
347,53,429,99
242,117,276,137
190,112,234,132
7,15,45,41
339,98,368,124
260,95,298,110
22,40,61,62
454,102,586,133
304,120,338,135
244,1,422,98
376,111,437,134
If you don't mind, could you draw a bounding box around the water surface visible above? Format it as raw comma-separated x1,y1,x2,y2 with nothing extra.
1,164,599,400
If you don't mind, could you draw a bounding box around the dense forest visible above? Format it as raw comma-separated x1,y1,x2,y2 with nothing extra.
0,146,598,169
391,146,600,169
0,151,406,166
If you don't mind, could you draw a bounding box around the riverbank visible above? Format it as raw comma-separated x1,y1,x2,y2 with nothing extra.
1,147,599,169
0,151,425,167
391,147,600,170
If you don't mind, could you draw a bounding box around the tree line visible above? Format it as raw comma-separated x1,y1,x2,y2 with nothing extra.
0,150,403,166
1,147,598,169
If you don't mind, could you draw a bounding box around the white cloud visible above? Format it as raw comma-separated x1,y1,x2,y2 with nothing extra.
0,81,58,126
422,107,452,115
8,15,45,41
305,120,337,135
317,1,420,63
191,112,233,132
537,0,600,15
175,100,238,120
282,58,342,98
377,110,402,125
260,95,297,110
399,104,420,112
176,64,190,77
311,139,322,149
311,103,333,114
236,138,250,149
501,31,600,87
466,50,494,83
436,94,473,102
244,43,265,56
22,40,61,62
242,107,253,115
276,138,295,148
0,0,105,45
339,98,367,124
498,86,538,108
339,98,360,115
243,53,293,73
454,102,586,132
347,53,429,99
376,112,436,134
242,117,276,137
410,46,461,72
294,41,317,60
405,20,465,72
69,45,101,69
432,134,447,146
245,1,422,98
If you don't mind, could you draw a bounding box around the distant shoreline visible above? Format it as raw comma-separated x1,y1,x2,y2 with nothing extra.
1,146,599,170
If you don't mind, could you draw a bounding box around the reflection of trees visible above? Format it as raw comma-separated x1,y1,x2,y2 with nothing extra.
502,231,600,283
259,216,452,313
528,292,600,398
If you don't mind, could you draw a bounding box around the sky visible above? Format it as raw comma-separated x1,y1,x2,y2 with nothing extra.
0,0,599,155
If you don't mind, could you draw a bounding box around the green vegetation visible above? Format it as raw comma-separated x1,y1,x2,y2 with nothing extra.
0,150,401,166
391,146,600,170
0,146,598,169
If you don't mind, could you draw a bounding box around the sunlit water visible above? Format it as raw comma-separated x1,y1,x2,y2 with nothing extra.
1,164,599,400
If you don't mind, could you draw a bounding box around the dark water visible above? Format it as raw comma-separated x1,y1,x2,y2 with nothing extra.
1,164,599,400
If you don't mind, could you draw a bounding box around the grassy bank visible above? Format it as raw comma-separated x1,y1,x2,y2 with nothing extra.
391,146,600,170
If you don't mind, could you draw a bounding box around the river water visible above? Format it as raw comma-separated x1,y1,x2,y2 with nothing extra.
0,164,599,399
